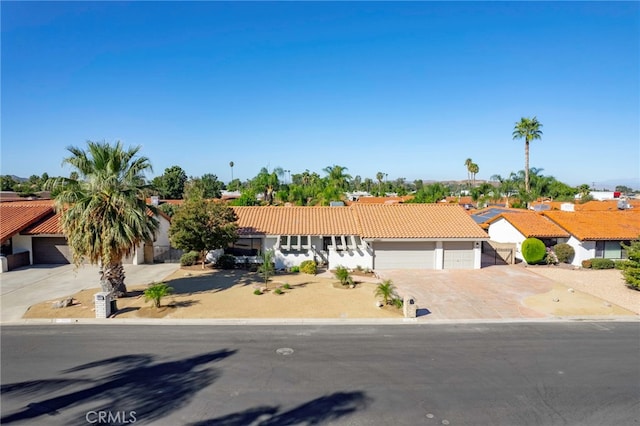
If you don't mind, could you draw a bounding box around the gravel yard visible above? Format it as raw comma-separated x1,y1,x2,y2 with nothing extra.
526,266,640,314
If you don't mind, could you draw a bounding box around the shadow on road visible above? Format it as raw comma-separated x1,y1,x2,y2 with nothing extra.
1,349,236,425
187,391,372,426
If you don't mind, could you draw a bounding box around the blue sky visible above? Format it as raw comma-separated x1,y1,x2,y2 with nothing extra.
2,2,639,188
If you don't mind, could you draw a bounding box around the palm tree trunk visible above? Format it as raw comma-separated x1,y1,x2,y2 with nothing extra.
101,262,127,298
525,139,530,193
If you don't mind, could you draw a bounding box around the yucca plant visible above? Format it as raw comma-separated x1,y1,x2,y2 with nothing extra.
375,280,397,305
144,282,173,308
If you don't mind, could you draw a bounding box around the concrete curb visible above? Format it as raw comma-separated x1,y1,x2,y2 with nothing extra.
2,315,638,326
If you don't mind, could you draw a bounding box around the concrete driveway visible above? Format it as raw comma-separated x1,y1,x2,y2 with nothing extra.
0,263,178,323
377,265,556,320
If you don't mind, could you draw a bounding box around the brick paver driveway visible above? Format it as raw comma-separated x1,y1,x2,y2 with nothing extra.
377,265,555,320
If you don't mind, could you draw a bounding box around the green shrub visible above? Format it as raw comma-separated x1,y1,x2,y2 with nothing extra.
300,260,317,275
391,297,403,309
253,289,263,295
581,259,592,269
521,238,546,264
180,251,199,266
274,288,283,295
290,266,300,273
620,240,640,290
334,265,354,286
554,243,575,264
144,282,173,308
615,260,633,270
591,258,615,270
282,283,292,290
215,254,236,269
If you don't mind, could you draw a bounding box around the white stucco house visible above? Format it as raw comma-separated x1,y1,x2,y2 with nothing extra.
541,210,640,266
232,204,489,270
487,211,570,262
487,209,640,266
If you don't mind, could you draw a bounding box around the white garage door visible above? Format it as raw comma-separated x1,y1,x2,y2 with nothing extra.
443,242,475,269
374,241,435,270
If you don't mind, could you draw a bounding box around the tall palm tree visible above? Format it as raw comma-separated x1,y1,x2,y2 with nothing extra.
512,117,543,193
469,163,479,187
229,161,234,182
50,141,158,298
376,172,385,195
464,158,473,188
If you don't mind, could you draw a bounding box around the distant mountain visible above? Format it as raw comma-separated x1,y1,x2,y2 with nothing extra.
596,178,640,191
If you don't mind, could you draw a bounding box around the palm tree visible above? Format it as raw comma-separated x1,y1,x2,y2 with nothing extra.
376,172,385,195
512,117,543,193
229,161,234,182
469,163,479,187
375,279,397,305
464,158,473,188
50,141,158,298
322,165,352,191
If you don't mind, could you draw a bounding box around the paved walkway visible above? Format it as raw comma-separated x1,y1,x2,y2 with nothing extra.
0,263,178,323
377,265,556,320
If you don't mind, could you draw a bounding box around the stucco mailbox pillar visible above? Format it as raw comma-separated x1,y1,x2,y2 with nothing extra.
94,292,112,319
403,295,417,318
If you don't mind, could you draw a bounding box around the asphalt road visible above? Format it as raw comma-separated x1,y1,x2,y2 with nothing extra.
1,322,639,426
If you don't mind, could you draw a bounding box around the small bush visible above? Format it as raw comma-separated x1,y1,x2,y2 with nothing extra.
290,266,300,273
334,265,354,286
355,265,363,272
274,288,283,295
215,254,236,269
180,251,199,266
144,282,173,308
591,258,615,270
582,259,592,269
253,289,263,295
300,260,317,275
282,283,292,290
545,247,558,265
521,238,546,264
554,243,575,264
391,297,403,309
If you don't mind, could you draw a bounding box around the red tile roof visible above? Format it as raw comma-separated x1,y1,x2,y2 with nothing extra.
543,210,640,240
350,195,414,204
352,204,488,239
22,212,63,235
490,212,570,238
0,200,55,243
232,206,359,236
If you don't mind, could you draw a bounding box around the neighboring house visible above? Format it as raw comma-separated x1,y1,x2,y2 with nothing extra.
0,200,172,270
487,211,570,262
486,209,640,266
231,204,488,270
542,210,640,266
